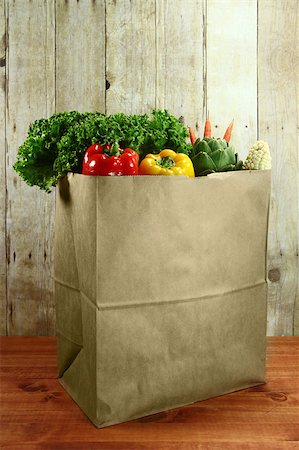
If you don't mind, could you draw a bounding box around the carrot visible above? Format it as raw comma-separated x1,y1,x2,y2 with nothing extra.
223,119,234,143
204,115,211,138
188,127,197,145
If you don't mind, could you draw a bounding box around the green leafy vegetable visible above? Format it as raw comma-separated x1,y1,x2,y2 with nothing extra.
14,110,191,192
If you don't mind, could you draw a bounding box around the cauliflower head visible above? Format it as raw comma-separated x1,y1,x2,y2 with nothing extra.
243,140,271,170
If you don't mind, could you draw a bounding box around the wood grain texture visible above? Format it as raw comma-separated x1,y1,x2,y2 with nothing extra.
0,1,298,336
55,0,106,113
0,0,6,335
206,0,258,160
155,0,205,129
5,0,55,335
258,0,299,335
105,0,156,115
0,337,298,449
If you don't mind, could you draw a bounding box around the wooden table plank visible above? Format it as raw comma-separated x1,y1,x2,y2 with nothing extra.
0,337,298,449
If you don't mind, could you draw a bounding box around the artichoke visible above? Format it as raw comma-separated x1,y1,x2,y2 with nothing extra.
243,140,271,170
190,137,243,177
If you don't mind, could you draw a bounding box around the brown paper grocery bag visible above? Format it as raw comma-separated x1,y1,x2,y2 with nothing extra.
54,170,271,428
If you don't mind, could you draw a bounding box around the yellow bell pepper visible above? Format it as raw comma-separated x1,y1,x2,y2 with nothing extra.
139,149,195,177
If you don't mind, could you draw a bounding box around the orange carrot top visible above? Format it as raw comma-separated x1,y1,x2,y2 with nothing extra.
223,119,234,143
204,116,211,138
188,127,197,145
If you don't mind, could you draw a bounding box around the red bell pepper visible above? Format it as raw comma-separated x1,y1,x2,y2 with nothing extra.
82,143,139,176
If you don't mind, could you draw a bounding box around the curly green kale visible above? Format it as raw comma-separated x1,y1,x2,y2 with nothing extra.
14,110,191,192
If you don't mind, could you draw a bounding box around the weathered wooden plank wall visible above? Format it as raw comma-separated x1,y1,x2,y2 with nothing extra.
0,0,298,336
55,0,105,112
0,0,6,334
258,0,298,335
207,0,258,160
106,0,157,114
4,0,56,335
155,0,204,127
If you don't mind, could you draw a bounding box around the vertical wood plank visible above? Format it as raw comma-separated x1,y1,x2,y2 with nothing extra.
156,0,205,130
105,0,156,115
6,0,55,335
55,0,106,113
0,0,6,334
258,0,298,335
206,0,257,159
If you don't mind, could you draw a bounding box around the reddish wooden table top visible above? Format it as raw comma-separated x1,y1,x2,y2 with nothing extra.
0,336,298,449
